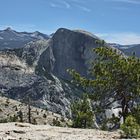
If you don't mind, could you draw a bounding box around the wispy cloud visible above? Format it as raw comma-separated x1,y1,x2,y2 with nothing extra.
50,3,60,8
70,0,85,4
62,0,71,8
96,32,140,45
107,0,140,4
50,0,71,9
76,5,91,12
49,0,91,12
113,6,129,10
70,0,91,12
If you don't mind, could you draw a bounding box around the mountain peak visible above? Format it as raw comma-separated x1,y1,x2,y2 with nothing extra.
33,31,40,35
55,28,99,40
4,27,13,31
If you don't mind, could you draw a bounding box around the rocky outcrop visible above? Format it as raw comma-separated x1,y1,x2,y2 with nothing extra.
0,96,69,125
0,123,120,140
52,28,99,79
0,28,118,117
0,35,81,117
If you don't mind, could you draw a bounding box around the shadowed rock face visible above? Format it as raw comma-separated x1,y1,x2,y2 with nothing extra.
52,28,99,79
0,28,116,117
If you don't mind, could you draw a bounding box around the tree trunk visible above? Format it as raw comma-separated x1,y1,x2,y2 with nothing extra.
28,103,31,123
83,119,87,128
121,96,128,122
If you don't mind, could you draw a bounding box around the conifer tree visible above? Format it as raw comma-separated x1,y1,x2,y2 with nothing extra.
71,94,94,128
69,40,140,122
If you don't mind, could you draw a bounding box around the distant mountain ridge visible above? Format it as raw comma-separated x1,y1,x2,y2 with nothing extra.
0,27,103,116
0,27,140,117
1,27,140,56
109,43,140,57
0,27,49,49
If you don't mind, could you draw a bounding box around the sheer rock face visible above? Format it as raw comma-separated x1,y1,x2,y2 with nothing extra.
52,28,99,79
0,28,115,117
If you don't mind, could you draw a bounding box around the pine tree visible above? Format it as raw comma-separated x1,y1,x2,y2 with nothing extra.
18,110,23,122
27,97,31,123
71,94,94,128
68,40,140,123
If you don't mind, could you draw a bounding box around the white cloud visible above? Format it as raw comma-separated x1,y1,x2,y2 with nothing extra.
112,6,129,10
50,3,60,8
107,0,140,4
49,0,91,12
62,0,71,8
76,5,91,12
96,32,140,45
70,0,85,4
50,0,70,9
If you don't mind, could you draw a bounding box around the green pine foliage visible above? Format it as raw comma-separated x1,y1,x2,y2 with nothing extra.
68,40,140,123
131,105,140,125
68,40,140,138
71,94,94,128
121,115,140,138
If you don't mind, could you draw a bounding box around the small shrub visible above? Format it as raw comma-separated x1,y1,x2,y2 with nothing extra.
0,118,8,123
71,94,94,128
9,115,18,122
17,110,23,122
60,117,65,122
121,115,140,138
36,111,39,115
15,106,18,111
52,118,62,127
100,119,108,131
0,108,3,112
132,105,140,125
32,118,37,125
101,114,120,131
6,98,10,104
12,105,16,108
43,114,47,118
5,103,8,107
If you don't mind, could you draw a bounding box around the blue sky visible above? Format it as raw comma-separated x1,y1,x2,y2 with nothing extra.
0,0,140,45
